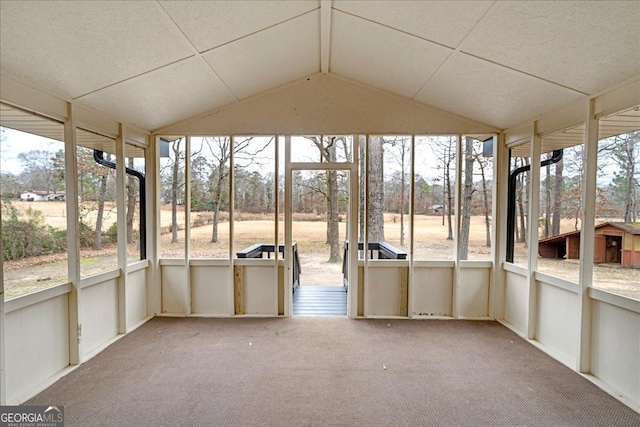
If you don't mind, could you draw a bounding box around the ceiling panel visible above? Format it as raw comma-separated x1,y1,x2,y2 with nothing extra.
76,58,235,131
160,0,319,53
330,11,452,99
203,12,320,100
416,53,582,129
334,0,493,49
0,1,193,99
511,106,640,157
461,1,640,94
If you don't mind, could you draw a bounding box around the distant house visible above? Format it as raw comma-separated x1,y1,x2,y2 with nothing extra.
19,191,65,202
431,205,444,213
538,222,640,268
20,191,45,201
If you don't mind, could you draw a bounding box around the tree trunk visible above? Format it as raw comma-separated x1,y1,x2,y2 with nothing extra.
171,141,180,243
459,137,474,259
211,164,225,243
327,169,341,262
552,159,563,235
359,136,365,243
624,137,636,222
400,166,405,247
367,136,385,243
445,143,453,241
126,158,136,244
544,162,551,238
480,162,491,247
93,169,108,250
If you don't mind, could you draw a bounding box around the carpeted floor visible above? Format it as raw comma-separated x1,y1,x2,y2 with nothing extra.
26,317,640,426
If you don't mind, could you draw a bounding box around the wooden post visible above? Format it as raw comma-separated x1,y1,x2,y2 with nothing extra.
146,135,160,316
577,99,598,373
527,125,542,340
115,124,128,333
234,266,244,315
453,135,462,318
408,135,415,317
184,136,192,315
64,103,82,363
229,136,236,316
284,136,292,317
489,133,505,320
348,134,359,318
274,136,281,315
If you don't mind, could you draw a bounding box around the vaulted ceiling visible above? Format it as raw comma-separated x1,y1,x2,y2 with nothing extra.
1,1,639,132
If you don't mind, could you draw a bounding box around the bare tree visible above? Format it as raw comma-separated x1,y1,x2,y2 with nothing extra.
170,139,183,243
368,136,385,242
459,137,474,259
552,158,564,235
384,136,410,246
126,157,136,244
432,137,456,240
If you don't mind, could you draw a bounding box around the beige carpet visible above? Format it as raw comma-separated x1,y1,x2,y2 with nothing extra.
26,317,640,426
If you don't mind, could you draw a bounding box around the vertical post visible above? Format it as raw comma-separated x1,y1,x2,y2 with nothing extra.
526,125,542,340
284,136,293,317
408,135,416,317
490,133,506,320
115,124,127,333
577,100,598,372
274,136,280,314
363,135,370,317
229,136,236,315
146,135,159,316
0,186,4,405
348,134,359,318
151,136,162,315
453,135,462,318
64,103,82,363
184,136,192,315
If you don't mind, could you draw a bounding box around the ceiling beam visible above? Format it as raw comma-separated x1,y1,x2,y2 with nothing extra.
320,1,332,73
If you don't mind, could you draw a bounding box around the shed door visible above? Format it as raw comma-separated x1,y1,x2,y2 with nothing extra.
605,235,622,263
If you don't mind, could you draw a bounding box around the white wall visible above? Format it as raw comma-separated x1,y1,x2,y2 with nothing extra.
190,262,231,316
503,266,529,334
126,264,148,329
534,275,580,366
81,277,118,357
160,262,188,315
5,291,69,403
458,262,491,319
412,262,454,317
590,291,640,406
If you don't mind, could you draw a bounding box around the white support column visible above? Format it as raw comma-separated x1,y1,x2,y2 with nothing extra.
184,136,192,316
274,136,280,314
0,197,3,406
577,99,598,373
151,136,162,315
64,103,82,364
284,136,293,317
115,124,127,334
526,125,542,340
490,133,507,320
348,134,359,318
363,135,370,317
146,135,160,316
408,135,416,318
453,135,462,318
229,136,236,316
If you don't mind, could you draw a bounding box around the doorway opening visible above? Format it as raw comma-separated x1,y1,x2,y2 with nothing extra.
605,235,622,264
291,169,349,316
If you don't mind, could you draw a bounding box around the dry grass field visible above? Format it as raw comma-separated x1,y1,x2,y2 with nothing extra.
3,202,639,300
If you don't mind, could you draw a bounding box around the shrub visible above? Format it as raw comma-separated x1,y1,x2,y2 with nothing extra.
1,201,66,261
